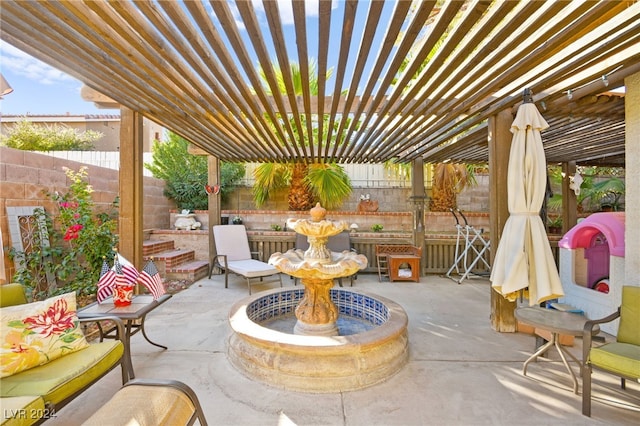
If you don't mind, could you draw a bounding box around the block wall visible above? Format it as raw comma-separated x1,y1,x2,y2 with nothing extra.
0,147,175,282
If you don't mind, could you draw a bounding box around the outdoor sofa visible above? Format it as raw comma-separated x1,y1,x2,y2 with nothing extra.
0,283,132,426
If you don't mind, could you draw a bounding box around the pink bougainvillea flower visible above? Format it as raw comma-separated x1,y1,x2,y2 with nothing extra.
23,298,75,337
59,201,79,209
63,224,83,240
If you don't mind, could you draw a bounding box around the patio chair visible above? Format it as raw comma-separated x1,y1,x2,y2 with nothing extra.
208,224,282,294
82,378,208,425
582,286,640,416
294,230,357,286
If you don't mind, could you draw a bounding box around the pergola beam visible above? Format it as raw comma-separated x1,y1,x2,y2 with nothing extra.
1,0,637,165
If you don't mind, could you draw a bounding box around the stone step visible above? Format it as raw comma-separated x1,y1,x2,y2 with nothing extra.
143,239,175,256
165,260,210,282
146,248,195,269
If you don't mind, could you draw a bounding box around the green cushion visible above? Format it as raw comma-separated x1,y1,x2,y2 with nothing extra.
618,286,640,345
0,284,28,308
590,342,640,379
0,395,45,426
0,341,124,406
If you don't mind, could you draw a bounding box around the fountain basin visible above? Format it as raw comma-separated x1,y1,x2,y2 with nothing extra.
228,287,409,393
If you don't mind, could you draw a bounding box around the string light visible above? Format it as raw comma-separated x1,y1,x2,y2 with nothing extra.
602,75,609,87
540,100,547,111
566,89,573,100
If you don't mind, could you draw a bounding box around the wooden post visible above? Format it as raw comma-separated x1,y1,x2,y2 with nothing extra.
208,157,221,261
118,107,144,270
562,161,578,233
488,108,517,332
411,158,426,276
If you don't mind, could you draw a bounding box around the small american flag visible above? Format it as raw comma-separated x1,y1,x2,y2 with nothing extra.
97,258,116,303
113,253,139,285
138,259,166,300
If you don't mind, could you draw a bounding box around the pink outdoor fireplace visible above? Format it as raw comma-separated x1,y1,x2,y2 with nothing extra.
558,212,625,336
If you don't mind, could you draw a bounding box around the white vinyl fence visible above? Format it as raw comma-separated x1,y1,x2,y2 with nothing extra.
40,152,414,187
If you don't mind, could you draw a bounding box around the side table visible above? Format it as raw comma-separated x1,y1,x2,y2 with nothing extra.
79,294,172,379
515,306,599,393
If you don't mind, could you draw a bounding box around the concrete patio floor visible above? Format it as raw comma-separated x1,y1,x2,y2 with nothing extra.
52,273,638,425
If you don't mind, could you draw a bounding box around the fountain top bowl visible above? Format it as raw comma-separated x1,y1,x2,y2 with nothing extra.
286,203,348,238
286,217,348,238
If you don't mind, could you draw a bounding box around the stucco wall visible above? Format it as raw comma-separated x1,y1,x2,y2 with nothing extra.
625,71,640,285
0,147,175,281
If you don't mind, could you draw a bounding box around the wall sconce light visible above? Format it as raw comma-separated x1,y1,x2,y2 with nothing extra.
0,73,13,99
205,184,220,195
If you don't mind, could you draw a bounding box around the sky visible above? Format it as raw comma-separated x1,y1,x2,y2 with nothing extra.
0,40,119,115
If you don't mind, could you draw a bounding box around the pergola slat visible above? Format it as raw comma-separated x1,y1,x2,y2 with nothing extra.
1,0,636,166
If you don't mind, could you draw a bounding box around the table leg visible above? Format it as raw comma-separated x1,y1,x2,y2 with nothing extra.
554,340,580,394
140,316,168,350
523,332,580,394
96,322,105,342
523,337,555,376
125,320,135,379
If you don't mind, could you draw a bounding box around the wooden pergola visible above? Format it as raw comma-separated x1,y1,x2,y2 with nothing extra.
1,1,636,165
2,1,639,330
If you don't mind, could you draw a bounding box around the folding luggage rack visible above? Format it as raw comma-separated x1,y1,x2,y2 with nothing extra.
445,209,491,284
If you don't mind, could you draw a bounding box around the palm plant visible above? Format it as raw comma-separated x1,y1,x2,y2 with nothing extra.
547,166,624,213
584,177,625,211
430,163,476,211
252,59,352,211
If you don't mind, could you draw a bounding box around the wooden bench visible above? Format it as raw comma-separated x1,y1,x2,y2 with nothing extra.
376,245,422,282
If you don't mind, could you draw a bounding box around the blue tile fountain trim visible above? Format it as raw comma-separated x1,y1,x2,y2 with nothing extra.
247,288,389,326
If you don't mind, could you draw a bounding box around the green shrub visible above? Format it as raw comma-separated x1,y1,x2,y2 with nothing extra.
0,119,101,151
145,132,245,210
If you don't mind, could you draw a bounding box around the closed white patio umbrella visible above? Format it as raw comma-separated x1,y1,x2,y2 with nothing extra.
491,90,564,305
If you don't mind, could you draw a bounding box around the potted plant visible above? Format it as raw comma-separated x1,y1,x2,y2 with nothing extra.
232,216,243,225
371,224,384,232
547,216,563,234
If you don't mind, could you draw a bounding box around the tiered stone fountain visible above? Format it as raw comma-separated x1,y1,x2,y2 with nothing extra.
227,204,409,392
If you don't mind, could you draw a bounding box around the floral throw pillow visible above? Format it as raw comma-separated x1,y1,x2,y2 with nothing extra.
0,292,89,378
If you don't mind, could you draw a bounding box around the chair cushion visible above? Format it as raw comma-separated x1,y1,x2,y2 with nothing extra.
0,395,45,426
0,284,29,308
618,286,640,345
213,225,252,261
0,293,89,378
0,341,124,406
590,342,640,379
227,260,279,278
